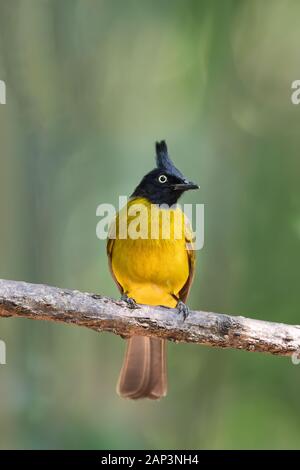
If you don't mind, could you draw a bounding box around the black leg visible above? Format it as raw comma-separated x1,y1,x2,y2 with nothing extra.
121,293,138,309
177,300,190,321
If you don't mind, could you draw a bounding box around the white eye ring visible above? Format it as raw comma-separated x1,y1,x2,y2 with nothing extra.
158,174,168,184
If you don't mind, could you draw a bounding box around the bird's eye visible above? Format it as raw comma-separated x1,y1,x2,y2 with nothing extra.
158,174,168,184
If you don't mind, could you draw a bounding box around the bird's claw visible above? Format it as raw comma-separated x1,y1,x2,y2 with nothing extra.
177,300,190,321
121,294,138,309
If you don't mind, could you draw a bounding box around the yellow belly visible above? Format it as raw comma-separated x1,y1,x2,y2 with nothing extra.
110,198,189,307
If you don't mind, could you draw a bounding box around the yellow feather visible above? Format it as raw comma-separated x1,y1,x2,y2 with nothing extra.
108,198,192,308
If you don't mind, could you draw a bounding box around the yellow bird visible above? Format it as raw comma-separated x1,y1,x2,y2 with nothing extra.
107,140,199,399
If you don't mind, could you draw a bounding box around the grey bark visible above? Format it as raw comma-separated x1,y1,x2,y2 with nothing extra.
0,279,300,357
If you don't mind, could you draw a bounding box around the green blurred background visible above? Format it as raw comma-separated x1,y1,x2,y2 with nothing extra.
0,0,300,450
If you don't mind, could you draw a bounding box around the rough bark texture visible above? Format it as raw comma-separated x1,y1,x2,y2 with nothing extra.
0,279,300,357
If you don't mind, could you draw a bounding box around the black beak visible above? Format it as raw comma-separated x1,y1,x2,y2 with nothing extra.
173,182,199,191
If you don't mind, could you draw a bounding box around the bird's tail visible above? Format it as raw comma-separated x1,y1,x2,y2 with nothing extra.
117,336,167,399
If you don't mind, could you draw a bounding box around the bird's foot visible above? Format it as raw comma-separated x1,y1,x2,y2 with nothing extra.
177,300,190,321
121,294,138,309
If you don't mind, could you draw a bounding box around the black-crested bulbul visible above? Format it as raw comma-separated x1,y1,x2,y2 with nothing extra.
107,140,199,399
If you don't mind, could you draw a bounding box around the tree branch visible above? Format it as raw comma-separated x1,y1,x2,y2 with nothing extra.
0,278,299,357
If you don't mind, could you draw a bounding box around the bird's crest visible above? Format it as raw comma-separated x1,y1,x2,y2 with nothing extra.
155,140,186,180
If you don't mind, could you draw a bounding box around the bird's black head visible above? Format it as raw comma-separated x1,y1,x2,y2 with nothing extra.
131,140,199,205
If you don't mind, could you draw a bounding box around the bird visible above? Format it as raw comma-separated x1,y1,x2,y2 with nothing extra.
107,140,199,399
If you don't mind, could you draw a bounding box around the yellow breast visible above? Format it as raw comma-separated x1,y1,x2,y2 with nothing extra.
110,198,190,307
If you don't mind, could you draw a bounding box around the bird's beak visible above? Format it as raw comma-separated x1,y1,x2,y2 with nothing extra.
173,181,200,191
